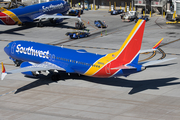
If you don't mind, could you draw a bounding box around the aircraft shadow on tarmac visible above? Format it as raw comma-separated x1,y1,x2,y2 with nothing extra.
0,22,77,35
42,22,77,29
15,65,179,95
0,26,30,35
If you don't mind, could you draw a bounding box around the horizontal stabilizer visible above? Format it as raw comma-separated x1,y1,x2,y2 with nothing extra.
111,65,136,70
141,58,176,67
140,49,156,53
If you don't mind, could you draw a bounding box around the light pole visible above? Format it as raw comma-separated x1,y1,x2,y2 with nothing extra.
132,0,133,11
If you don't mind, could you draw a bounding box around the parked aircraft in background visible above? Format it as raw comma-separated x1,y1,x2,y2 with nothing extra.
0,0,81,27
1,20,176,80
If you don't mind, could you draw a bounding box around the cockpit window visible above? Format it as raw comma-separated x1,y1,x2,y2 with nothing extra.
6,44,9,47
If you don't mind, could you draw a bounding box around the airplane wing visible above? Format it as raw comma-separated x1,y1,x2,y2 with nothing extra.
1,62,65,80
34,14,82,22
140,38,163,53
139,58,176,67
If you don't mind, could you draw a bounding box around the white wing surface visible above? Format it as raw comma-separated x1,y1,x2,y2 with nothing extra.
1,62,65,80
34,14,82,22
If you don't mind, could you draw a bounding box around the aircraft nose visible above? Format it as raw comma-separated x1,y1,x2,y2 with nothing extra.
4,43,11,56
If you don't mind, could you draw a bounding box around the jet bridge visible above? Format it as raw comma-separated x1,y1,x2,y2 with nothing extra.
166,0,180,24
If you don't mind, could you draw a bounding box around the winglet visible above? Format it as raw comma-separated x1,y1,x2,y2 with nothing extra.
1,62,7,80
152,38,163,49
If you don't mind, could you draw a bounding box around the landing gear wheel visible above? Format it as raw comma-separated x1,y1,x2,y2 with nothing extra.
14,60,20,67
18,23,26,27
37,22,43,27
70,35,73,39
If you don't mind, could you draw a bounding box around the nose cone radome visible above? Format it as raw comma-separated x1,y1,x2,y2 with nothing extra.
4,43,11,56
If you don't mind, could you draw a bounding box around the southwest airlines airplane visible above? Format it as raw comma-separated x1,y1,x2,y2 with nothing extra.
0,0,81,26
1,20,175,80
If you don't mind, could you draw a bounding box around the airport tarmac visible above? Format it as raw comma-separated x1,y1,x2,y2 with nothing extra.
0,10,180,120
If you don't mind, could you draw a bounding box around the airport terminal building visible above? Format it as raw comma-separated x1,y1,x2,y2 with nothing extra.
0,0,170,13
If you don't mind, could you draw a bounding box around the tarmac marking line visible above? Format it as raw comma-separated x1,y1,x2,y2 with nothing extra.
159,38,180,47
157,47,166,60
0,89,17,97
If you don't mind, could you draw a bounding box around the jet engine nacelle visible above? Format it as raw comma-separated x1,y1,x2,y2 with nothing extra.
50,13,63,24
20,62,38,77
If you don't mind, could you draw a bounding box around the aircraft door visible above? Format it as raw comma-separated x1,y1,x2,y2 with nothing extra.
52,54,55,61
105,63,111,74
48,54,55,62
11,42,16,54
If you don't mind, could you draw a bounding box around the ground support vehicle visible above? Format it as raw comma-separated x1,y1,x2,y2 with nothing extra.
122,11,138,22
135,15,149,23
66,31,90,39
75,21,85,29
69,9,83,16
111,9,124,15
94,20,107,28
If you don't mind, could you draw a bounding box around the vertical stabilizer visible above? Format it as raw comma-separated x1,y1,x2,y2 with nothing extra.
109,20,146,65
84,20,146,77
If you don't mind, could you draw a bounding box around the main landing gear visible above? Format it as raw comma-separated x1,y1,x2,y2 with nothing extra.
36,22,44,27
51,73,60,81
14,60,22,67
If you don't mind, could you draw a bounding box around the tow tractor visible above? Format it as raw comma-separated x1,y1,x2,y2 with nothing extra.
75,21,85,29
122,11,138,22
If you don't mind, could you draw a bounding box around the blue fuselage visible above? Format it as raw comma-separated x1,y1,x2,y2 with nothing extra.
5,41,104,74
0,0,70,25
4,40,142,78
